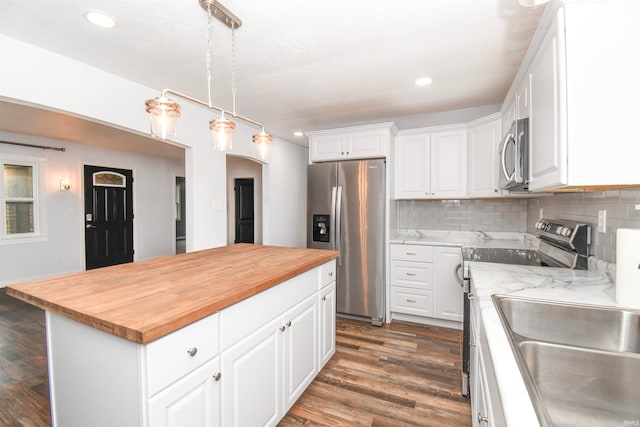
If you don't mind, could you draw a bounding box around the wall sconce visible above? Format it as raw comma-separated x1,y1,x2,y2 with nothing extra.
60,175,71,191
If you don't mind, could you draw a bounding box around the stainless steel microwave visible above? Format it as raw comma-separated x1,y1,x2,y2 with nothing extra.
499,118,529,191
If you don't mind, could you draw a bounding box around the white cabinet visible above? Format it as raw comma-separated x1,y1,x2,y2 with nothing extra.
390,244,463,324
221,294,319,427
525,1,640,191
148,357,221,427
516,77,530,120
394,128,467,199
221,316,283,427
470,282,506,427
502,97,516,137
319,281,336,366
307,123,396,162
528,11,566,192
434,247,463,322
468,116,501,198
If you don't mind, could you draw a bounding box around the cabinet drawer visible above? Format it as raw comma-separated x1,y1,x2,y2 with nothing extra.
391,287,434,317
319,260,336,289
390,261,433,290
390,244,434,262
145,313,219,397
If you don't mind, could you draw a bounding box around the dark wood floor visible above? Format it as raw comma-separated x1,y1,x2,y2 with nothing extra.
0,289,470,426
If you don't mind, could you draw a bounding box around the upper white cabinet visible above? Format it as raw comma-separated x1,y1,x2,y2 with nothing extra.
520,0,640,191
395,127,467,199
468,115,501,198
307,123,397,163
516,76,530,120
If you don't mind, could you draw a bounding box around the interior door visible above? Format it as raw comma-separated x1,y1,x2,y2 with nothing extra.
84,165,134,270
234,178,254,244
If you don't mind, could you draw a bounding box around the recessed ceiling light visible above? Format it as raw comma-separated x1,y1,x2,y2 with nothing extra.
84,11,117,29
415,77,433,87
293,131,304,137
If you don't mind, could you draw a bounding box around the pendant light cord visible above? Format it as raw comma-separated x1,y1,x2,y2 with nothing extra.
206,2,214,109
231,23,237,116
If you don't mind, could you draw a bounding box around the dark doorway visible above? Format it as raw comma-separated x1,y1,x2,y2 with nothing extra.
234,178,254,243
84,165,134,270
175,176,186,254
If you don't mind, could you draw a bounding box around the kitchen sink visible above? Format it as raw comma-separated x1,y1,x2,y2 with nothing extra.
492,295,640,426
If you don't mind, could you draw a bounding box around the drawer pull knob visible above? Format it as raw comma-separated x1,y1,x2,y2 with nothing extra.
213,372,222,381
280,325,286,332
478,413,489,424
406,272,416,277
406,299,417,303
286,321,292,327
328,271,333,276
187,347,198,357
322,296,327,301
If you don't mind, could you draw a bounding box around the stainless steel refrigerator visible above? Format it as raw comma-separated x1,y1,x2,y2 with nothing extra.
307,159,385,325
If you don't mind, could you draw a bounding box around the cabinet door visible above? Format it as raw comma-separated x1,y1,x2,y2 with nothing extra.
529,14,567,192
502,98,516,137
147,357,221,427
394,134,430,199
310,135,346,162
319,282,336,366
283,295,319,411
468,119,501,198
347,130,386,159
516,77,530,119
221,316,283,427
430,129,467,198
435,247,463,322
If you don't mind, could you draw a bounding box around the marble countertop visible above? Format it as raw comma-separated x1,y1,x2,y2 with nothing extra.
469,261,617,426
389,229,539,250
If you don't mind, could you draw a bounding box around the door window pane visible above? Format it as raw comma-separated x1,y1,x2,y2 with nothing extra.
3,164,33,198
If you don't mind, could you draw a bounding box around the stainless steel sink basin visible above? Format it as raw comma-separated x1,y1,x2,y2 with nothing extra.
492,295,640,426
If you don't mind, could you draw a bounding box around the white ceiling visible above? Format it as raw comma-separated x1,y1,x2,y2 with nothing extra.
0,0,544,148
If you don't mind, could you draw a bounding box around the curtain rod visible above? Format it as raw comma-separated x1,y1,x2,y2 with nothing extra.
0,140,65,152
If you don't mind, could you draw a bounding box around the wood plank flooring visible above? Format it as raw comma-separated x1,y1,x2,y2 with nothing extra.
0,288,470,426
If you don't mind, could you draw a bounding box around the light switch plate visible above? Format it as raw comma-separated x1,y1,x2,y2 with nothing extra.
598,210,607,233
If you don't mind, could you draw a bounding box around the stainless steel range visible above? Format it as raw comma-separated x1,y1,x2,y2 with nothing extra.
459,219,592,398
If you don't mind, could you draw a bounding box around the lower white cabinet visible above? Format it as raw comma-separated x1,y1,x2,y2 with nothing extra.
434,247,463,322
390,244,463,324
319,281,336,366
148,357,221,427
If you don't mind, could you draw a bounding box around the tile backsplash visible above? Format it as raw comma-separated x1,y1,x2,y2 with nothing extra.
527,189,640,263
395,199,528,232
394,188,640,264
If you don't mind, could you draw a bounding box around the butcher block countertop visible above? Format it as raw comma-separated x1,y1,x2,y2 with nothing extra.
7,244,338,344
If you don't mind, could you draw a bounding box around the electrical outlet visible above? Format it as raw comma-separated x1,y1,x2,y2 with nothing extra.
598,210,607,233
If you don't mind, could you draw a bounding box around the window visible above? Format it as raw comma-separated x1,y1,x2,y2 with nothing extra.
1,160,40,239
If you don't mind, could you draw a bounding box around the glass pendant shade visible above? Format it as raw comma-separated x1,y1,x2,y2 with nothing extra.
145,97,180,140
210,116,236,151
253,131,274,161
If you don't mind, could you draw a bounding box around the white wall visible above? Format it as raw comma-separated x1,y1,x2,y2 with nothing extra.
0,35,310,283
0,132,184,286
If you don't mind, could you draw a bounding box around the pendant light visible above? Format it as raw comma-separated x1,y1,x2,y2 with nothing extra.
144,0,274,160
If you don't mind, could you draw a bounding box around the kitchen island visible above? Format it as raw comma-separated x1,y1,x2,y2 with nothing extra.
7,244,339,427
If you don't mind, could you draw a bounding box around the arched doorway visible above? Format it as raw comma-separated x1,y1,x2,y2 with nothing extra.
226,155,263,245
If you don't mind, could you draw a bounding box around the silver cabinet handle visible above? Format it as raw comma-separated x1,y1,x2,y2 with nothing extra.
322,296,327,301
286,321,292,327
279,325,286,332
406,252,416,256
328,271,333,277
213,372,222,381
468,293,474,300
187,347,198,357
406,299,417,303
406,272,416,277
478,413,489,424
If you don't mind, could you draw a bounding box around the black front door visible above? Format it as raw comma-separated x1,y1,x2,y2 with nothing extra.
84,165,134,270
234,178,254,243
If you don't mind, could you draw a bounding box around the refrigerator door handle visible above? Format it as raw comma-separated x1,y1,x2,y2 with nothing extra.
335,185,343,266
330,186,337,251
